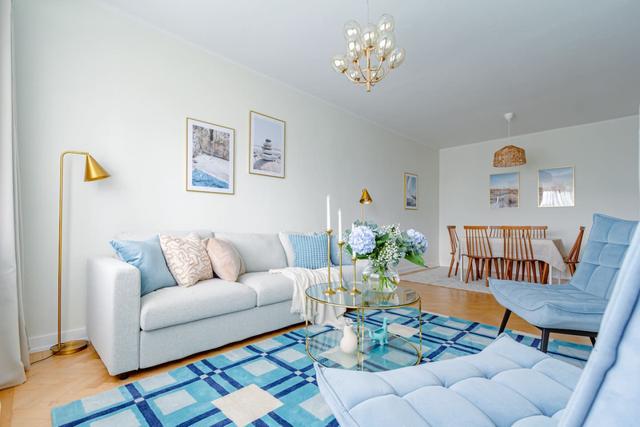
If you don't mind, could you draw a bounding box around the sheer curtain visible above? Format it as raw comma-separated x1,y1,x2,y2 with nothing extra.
0,0,29,390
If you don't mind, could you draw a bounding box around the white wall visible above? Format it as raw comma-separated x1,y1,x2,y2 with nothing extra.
438,116,639,265
14,0,439,347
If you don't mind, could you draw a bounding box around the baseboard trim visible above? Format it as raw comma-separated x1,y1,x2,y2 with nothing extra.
28,327,88,353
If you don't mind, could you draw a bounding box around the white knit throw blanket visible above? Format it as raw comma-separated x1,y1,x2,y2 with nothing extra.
270,267,346,327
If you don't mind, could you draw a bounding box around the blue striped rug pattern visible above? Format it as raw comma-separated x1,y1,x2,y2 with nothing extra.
52,309,591,426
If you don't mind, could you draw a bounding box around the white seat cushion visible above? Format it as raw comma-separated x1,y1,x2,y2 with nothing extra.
140,279,256,331
215,232,287,272
237,272,294,306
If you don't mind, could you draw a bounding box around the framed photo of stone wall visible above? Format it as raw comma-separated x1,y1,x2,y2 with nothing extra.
489,172,519,208
249,111,286,178
186,117,235,194
538,166,575,207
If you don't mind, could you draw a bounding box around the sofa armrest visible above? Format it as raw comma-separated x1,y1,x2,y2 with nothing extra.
87,256,141,376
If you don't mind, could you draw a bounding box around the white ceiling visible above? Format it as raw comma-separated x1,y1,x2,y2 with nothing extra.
101,0,640,148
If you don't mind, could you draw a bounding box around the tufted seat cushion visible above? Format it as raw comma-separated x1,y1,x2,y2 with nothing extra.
491,282,607,331
316,334,582,427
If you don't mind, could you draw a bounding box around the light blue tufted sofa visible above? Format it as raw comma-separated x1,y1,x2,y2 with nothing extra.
491,213,637,351
316,224,640,426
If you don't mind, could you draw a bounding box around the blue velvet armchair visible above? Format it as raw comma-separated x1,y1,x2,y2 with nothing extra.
316,221,640,426
490,213,637,351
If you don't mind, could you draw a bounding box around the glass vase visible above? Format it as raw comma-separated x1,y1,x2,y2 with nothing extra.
362,264,400,293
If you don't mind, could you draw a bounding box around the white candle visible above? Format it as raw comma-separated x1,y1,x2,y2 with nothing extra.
351,222,356,256
338,209,342,239
326,195,331,231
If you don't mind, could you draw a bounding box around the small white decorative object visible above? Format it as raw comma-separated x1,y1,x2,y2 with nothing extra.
340,322,358,354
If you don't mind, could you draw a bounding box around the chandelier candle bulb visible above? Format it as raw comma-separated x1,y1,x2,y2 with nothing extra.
326,195,331,231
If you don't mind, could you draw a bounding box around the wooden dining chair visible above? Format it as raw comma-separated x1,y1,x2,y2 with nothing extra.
530,226,548,239
488,226,503,238
564,226,586,276
464,226,498,286
501,226,544,283
446,225,460,277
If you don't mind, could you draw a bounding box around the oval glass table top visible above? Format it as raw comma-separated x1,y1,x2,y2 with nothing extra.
305,283,420,309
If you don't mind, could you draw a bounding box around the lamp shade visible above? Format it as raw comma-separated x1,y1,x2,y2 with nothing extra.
84,155,110,181
493,145,526,167
359,188,373,204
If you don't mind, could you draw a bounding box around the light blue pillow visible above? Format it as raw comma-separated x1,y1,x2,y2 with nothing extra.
330,235,353,266
110,236,176,295
289,234,328,269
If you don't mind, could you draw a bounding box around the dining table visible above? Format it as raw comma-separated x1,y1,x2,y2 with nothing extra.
457,237,567,283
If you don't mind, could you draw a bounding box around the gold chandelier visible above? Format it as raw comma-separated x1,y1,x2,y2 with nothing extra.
331,13,405,92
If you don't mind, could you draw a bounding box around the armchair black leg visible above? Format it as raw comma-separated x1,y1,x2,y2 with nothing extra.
498,309,511,334
540,329,550,353
118,372,130,381
589,336,596,346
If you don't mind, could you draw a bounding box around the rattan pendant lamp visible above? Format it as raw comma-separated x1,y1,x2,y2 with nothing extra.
493,113,526,167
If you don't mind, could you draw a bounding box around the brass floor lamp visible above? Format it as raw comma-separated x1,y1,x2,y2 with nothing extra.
52,151,110,355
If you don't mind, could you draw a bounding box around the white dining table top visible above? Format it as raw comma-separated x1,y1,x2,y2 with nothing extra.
459,237,566,272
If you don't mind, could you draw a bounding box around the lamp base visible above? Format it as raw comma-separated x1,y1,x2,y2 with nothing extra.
51,339,88,355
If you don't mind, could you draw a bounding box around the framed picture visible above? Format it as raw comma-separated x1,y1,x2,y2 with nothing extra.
404,173,418,210
490,172,519,208
186,117,235,194
538,166,575,207
249,111,285,178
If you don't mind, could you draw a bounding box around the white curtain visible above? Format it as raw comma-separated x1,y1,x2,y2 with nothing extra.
0,0,29,390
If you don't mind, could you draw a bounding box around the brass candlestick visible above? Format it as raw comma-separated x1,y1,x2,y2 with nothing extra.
324,229,336,295
350,256,361,295
336,241,348,292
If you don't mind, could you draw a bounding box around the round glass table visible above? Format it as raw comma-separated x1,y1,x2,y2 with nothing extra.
304,283,422,372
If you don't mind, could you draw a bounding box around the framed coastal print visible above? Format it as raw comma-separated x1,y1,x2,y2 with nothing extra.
186,117,235,194
538,166,575,207
249,111,285,178
489,172,519,208
404,172,418,210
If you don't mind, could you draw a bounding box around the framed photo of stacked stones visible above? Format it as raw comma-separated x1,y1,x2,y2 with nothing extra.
249,111,286,178
186,117,235,194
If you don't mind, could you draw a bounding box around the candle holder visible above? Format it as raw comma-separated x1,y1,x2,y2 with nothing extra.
350,256,361,295
336,241,348,292
323,229,336,295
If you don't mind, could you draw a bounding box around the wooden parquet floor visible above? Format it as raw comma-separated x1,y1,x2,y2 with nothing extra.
0,280,590,427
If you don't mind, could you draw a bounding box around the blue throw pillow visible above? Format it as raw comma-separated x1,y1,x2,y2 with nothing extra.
289,234,328,269
110,236,176,295
330,235,353,266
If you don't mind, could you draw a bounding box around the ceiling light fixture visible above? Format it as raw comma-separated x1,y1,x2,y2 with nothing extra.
331,0,405,92
493,112,526,167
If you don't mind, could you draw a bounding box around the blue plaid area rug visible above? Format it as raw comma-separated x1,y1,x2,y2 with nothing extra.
52,309,592,426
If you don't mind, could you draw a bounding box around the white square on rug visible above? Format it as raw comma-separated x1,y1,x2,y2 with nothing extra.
213,384,283,426
153,389,196,416
387,323,418,338
242,359,277,376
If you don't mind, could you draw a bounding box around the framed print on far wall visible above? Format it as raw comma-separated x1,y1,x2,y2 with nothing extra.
490,172,519,208
538,166,575,207
186,117,235,194
249,111,286,178
404,172,418,210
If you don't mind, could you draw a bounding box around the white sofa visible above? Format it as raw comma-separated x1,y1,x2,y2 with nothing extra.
87,230,366,378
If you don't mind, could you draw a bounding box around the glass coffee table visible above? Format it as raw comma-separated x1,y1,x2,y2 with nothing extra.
305,283,422,372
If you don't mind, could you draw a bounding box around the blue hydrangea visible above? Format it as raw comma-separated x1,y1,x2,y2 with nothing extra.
406,229,428,253
348,225,376,255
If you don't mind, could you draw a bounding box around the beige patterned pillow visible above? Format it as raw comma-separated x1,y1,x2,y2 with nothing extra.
159,234,213,287
205,238,245,282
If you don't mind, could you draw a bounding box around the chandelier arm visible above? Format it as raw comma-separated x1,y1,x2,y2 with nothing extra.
354,59,367,81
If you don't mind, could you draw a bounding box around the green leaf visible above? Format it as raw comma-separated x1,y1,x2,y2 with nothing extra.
405,253,425,267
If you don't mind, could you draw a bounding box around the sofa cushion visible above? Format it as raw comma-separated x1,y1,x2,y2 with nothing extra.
491,281,607,331
289,233,328,269
140,279,256,331
316,334,582,427
205,238,245,282
237,272,294,306
159,234,213,287
109,236,176,295
215,232,287,272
